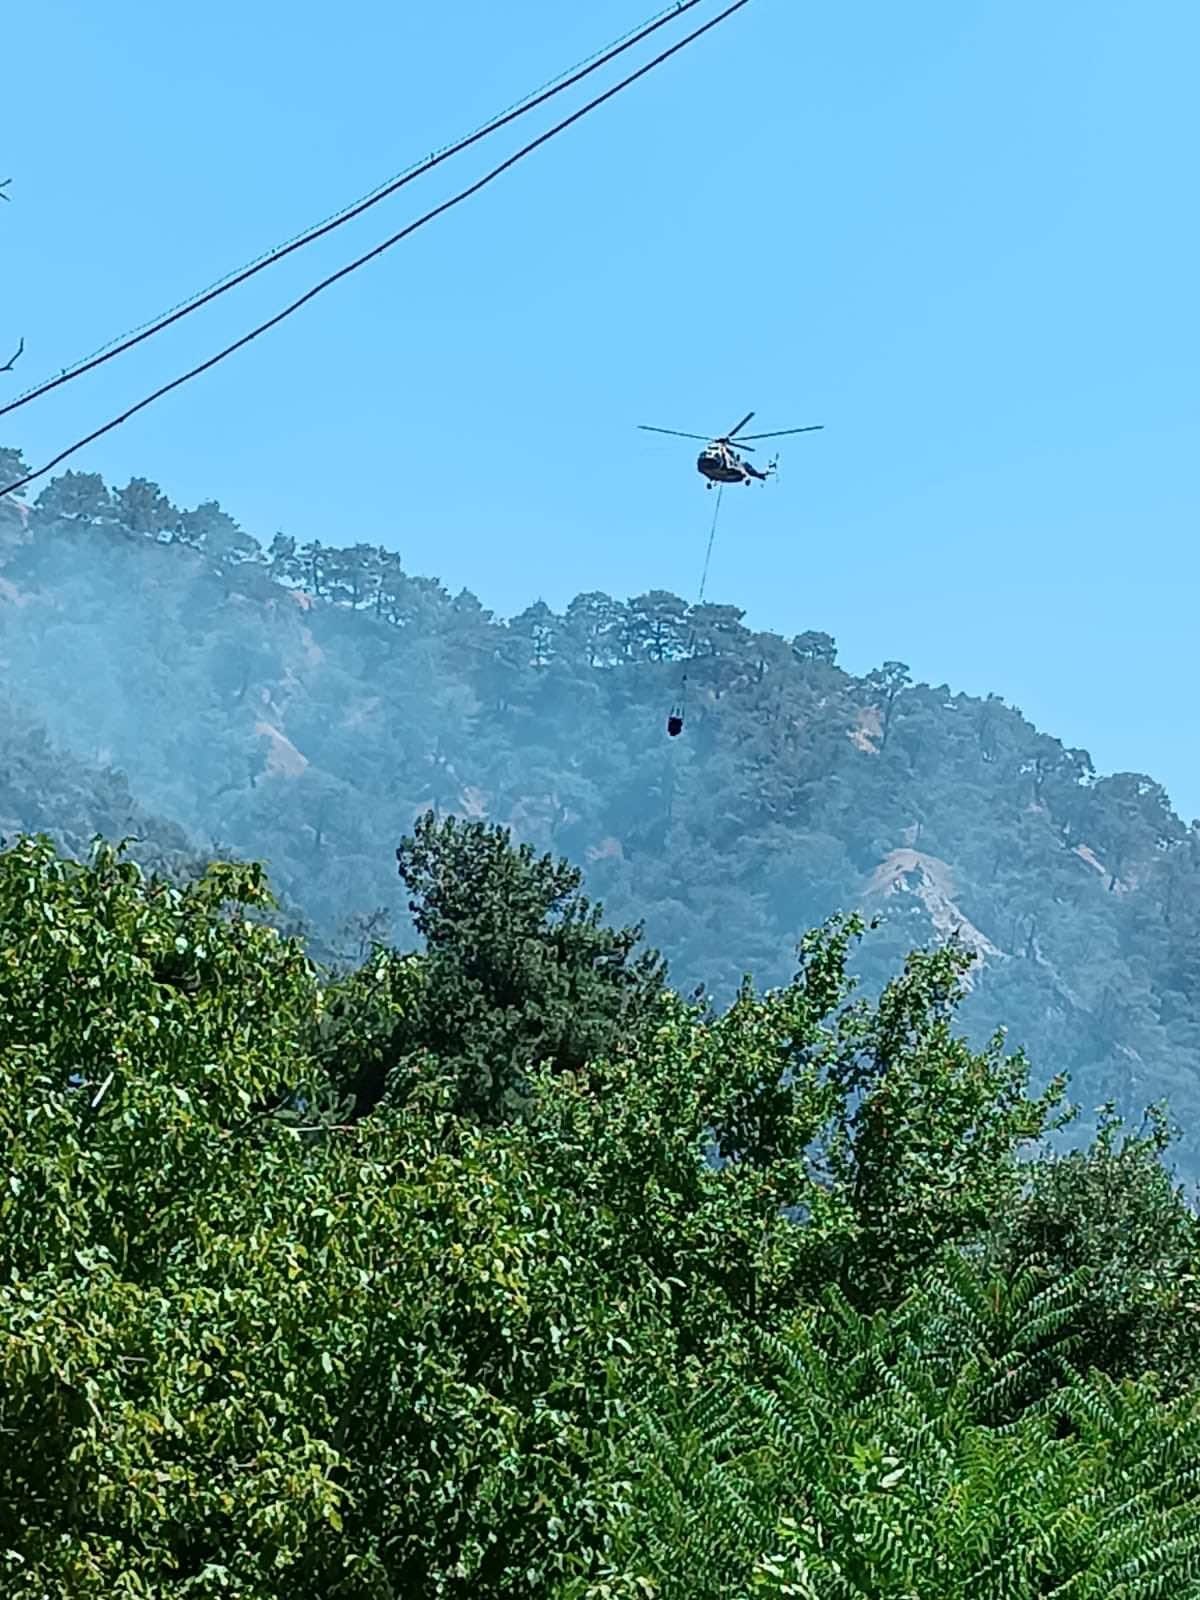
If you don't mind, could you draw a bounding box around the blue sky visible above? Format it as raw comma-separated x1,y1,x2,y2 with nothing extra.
5,0,1199,817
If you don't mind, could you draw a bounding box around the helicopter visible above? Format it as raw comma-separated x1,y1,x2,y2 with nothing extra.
639,411,823,488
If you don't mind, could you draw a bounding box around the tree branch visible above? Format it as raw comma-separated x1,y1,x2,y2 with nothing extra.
1,181,19,374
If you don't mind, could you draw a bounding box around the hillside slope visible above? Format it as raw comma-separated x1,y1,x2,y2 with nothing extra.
2,450,1198,1169
0,695,193,874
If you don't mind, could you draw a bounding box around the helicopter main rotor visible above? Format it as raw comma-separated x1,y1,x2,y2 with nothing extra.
639,412,823,455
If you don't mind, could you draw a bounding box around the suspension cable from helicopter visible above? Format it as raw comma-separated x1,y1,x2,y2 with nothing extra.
0,1,714,423
0,0,754,500
694,482,722,609
671,482,724,733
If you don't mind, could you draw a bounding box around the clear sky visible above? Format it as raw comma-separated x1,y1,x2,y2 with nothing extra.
5,0,1199,817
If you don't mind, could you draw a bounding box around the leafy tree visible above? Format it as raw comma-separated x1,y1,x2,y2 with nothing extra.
626,589,690,662
387,811,669,1119
1087,771,1187,890
1,832,1197,1597
0,444,28,494
299,538,327,595
563,590,627,667
32,469,113,525
0,447,28,543
319,542,386,610
584,1255,1200,1600
114,476,177,539
862,659,912,749
791,629,837,666
811,1269,1200,1596
0,836,666,1596
175,499,260,563
821,940,1070,1304
0,839,351,1594
690,602,748,655
995,1103,1200,1390
509,600,557,669
267,529,299,581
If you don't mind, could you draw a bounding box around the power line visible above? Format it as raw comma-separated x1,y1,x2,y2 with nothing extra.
0,1,709,422
1,0,753,500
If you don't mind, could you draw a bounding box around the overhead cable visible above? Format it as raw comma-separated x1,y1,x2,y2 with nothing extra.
0,1,710,421
1,0,753,499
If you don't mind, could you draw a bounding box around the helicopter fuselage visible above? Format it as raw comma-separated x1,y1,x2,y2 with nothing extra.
697,444,768,485
639,411,818,485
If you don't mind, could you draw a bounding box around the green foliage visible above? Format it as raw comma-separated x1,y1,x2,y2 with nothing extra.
821,940,1070,1304
587,1255,1200,1600
113,477,176,540
31,469,112,525
175,500,258,563
308,942,426,1122
0,447,28,492
749,1277,1200,1599
389,811,667,1120
0,835,660,1595
0,832,1196,1595
524,920,1069,1353
0,838,344,1593
995,1102,1200,1390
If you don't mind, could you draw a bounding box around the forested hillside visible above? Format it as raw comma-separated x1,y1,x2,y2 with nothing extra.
2,444,1198,1171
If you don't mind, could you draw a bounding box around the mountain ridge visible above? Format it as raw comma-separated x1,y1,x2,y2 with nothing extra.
1,446,1197,1172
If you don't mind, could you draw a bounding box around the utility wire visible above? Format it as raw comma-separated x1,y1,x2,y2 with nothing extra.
1,0,753,499
0,1,709,422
